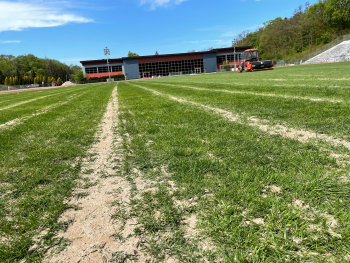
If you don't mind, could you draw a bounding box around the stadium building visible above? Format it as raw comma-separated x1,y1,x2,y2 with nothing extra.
80,46,251,80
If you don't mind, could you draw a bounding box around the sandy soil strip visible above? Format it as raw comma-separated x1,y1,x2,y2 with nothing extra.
130,83,350,152
0,92,87,130
44,86,149,263
155,83,342,103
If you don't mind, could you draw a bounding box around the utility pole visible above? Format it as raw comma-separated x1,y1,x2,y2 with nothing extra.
104,47,111,81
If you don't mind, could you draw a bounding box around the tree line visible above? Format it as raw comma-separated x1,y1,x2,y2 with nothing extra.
234,0,350,60
0,54,82,85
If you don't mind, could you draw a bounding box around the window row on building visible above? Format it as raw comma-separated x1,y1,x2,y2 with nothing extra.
139,59,204,77
85,65,123,74
216,53,244,64
84,54,245,75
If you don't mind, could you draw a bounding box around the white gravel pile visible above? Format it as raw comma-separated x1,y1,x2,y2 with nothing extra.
61,81,76,87
304,40,350,64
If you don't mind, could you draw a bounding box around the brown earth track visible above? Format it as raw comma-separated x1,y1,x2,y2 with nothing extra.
44,86,150,262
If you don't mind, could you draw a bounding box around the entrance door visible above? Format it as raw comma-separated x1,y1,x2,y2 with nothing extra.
143,72,150,78
195,68,201,74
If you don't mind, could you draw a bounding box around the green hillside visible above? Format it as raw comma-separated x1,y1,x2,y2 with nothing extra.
235,0,350,61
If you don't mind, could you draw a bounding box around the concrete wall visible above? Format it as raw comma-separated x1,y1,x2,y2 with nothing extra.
203,53,217,73
123,59,139,80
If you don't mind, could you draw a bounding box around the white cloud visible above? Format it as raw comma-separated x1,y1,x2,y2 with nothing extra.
0,1,92,32
1,40,21,43
140,0,187,10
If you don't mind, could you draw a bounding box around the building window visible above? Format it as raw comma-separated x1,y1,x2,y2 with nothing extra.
85,67,97,74
98,66,110,73
227,54,235,62
139,58,204,77
216,55,226,64
111,65,122,72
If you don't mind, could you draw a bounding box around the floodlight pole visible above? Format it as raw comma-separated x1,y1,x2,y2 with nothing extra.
104,47,111,81
233,39,236,71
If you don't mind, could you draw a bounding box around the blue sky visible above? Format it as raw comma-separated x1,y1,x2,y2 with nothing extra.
0,0,318,66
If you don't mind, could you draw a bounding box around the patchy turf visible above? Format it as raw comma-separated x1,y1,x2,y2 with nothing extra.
0,83,115,262
2,62,350,262
116,63,350,262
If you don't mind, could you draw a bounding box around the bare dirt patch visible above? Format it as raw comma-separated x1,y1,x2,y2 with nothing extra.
291,199,341,239
183,214,198,238
44,86,149,262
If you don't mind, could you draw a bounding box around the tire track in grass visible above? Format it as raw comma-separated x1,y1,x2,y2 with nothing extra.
0,86,84,111
45,86,151,263
130,82,350,158
155,83,342,103
0,90,88,130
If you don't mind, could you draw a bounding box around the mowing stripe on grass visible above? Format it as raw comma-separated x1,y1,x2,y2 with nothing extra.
154,83,342,103
0,91,88,130
128,82,350,154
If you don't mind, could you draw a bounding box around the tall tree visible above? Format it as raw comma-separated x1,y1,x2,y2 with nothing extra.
127,51,139,57
30,69,36,83
0,70,4,84
324,0,350,30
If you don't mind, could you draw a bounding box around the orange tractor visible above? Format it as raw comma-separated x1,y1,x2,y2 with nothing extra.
237,49,274,73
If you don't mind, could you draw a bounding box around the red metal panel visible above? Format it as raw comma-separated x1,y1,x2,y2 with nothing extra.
86,72,123,79
138,53,203,63
217,62,239,67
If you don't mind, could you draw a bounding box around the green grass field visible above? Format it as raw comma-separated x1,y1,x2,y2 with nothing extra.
1,62,350,262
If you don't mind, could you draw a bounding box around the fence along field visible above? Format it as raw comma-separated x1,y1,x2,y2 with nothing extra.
1,62,350,262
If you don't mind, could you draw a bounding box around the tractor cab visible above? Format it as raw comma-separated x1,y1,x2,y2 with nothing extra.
244,49,259,62
237,48,274,73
